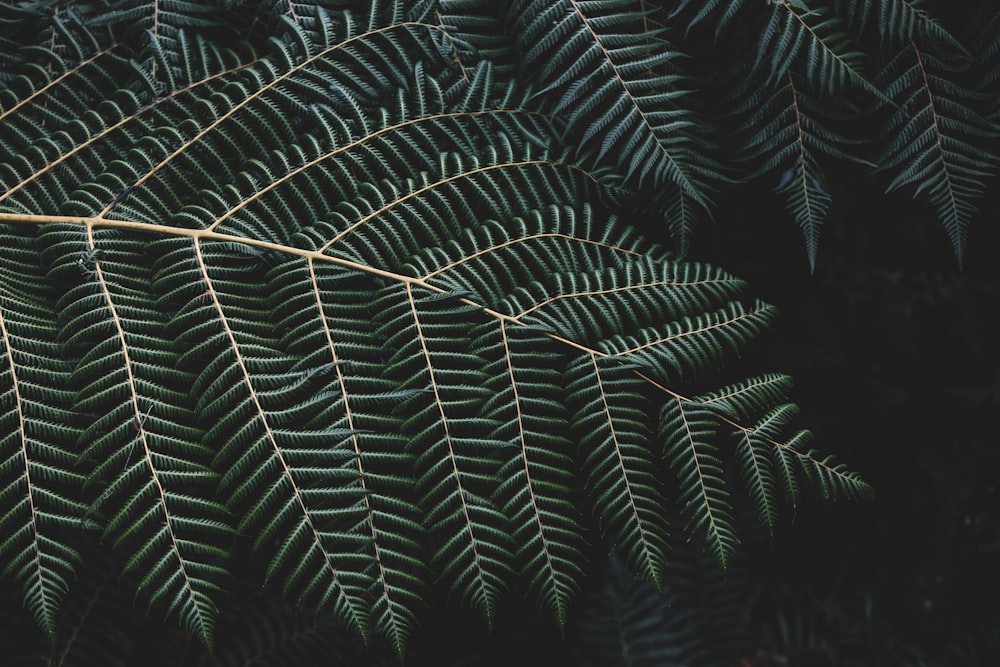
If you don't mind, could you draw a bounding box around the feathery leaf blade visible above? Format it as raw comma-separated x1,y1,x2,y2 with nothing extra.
567,355,669,587
0,3,873,654
660,397,737,567
877,43,1000,265
0,236,85,638
479,322,586,627
509,0,720,205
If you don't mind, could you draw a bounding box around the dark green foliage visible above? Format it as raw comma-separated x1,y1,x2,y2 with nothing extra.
666,0,999,264
5,0,994,663
508,0,720,206
0,242,87,639
877,42,999,265
733,68,868,271
571,553,699,667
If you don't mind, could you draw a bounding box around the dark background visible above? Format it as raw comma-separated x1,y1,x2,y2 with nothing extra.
409,174,1000,666
696,171,1000,662
401,175,1000,667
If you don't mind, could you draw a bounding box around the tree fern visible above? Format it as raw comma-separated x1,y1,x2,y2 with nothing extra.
0,0,881,661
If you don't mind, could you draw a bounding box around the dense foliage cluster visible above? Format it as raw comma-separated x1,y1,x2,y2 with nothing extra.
1,0,994,663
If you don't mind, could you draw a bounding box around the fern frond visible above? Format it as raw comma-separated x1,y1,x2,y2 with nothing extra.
437,0,519,76
182,244,375,639
749,414,872,509
698,373,794,422
735,405,796,532
0,239,86,639
63,230,232,648
832,0,964,51
660,186,699,258
734,68,868,270
668,0,751,36
89,0,223,32
878,43,1000,265
572,553,697,667
0,2,871,655
792,437,872,502
567,356,669,586
374,282,516,625
757,3,881,98
660,397,736,567
508,0,719,205
477,321,585,628
700,377,871,524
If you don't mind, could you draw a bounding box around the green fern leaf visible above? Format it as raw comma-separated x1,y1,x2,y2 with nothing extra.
438,0,520,76
478,321,586,628
375,283,517,625
757,3,882,99
568,356,670,587
735,69,869,270
832,0,965,51
0,243,87,639
698,377,871,524
734,404,800,532
878,43,1000,265
65,231,233,648
792,436,873,502
669,0,751,36
660,186,699,258
697,377,797,533
0,2,871,655
660,397,737,567
600,300,778,386
697,373,794,422
508,0,719,205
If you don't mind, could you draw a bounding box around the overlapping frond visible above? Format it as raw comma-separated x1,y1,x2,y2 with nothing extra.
0,0,871,658
660,187,698,258
437,0,520,76
878,43,1000,265
477,321,585,627
697,375,869,526
507,0,719,206
734,68,867,270
668,0,751,36
0,238,86,638
832,0,964,51
65,228,232,648
572,554,697,667
756,3,880,98
660,397,736,566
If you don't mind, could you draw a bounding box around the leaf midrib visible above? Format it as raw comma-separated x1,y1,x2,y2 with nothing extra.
0,305,52,632
87,222,213,637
